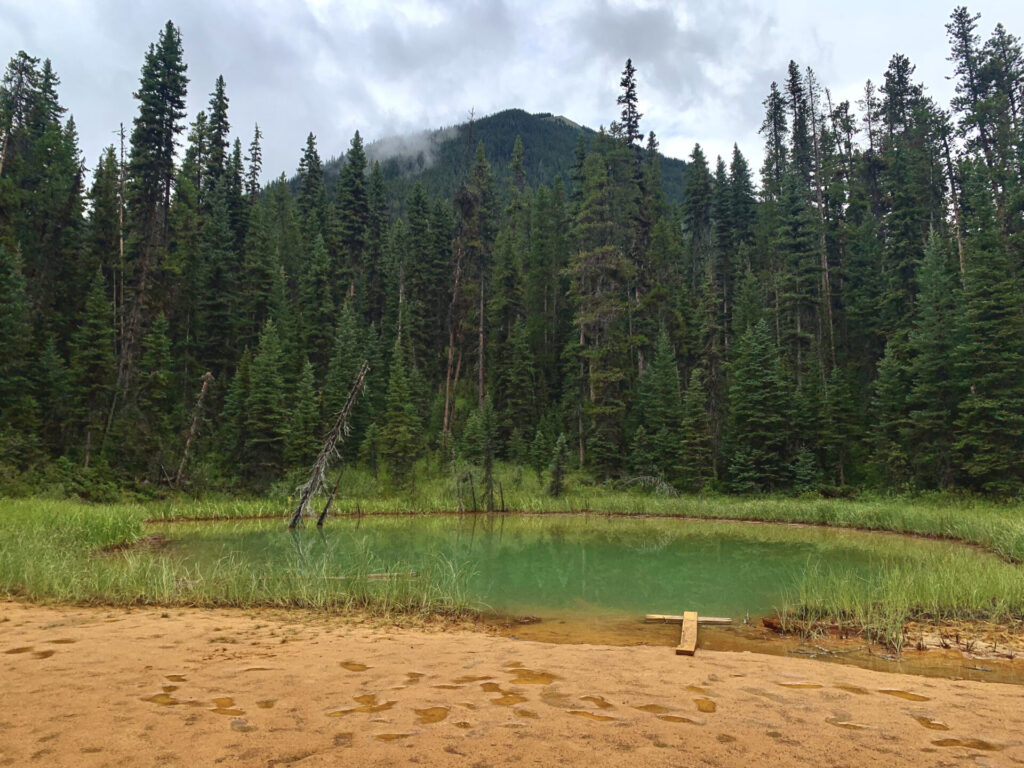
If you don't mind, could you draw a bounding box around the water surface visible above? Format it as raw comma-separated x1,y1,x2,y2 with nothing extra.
162,513,980,621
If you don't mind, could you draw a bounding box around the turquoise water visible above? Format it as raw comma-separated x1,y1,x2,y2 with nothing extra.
161,514,972,620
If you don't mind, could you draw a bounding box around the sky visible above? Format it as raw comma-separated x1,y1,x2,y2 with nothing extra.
3,0,1023,181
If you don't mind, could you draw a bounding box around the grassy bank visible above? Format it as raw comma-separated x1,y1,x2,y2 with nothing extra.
1,485,1023,651
0,500,476,617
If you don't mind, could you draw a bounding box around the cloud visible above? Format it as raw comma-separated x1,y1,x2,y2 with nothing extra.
2,0,1022,183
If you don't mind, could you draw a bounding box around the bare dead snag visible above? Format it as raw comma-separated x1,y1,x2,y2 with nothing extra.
289,361,369,529
175,371,213,487
318,466,345,527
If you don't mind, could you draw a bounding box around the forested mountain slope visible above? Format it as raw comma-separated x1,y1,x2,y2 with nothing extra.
1,8,1022,499
322,108,689,212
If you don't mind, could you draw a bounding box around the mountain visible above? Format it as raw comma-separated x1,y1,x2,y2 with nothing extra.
322,108,689,209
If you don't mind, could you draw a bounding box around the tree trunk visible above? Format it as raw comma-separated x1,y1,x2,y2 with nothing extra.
175,371,214,487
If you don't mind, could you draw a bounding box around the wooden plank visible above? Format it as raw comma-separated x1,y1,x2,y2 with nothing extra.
645,614,732,625
675,611,698,656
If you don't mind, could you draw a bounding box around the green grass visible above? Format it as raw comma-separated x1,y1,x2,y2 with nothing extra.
2,470,1023,650
0,500,475,617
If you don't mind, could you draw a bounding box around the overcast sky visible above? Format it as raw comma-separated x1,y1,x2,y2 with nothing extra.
3,0,1023,181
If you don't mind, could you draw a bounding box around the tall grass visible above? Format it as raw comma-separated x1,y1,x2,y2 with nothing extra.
3,483,1023,644
0,501,476,617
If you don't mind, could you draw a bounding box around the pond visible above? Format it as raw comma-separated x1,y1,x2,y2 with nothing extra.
159,513,986,624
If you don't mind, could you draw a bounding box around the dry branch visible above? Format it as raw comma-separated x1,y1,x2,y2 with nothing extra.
288,361,369,529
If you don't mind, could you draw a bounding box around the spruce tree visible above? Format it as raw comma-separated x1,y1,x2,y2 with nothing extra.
630,330,683,482
548,433,569,497
953,162,1024,493
286,358,320,469
244,319,288,486
727,319,790,490
0,244,38,459
905,232,963,488
380,334,421,485
679,368,713,491
70,270,115,465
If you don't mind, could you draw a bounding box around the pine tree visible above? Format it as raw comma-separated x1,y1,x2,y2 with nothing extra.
296,132,326,240
121,21,188,387
33,336,70,455
70,270,115,465
953,162,1024,493
380,334,421,485
616,58,643,167
679,368,713,491
548,432,569,497
0,244,37,457
630,330,683,481
244,319,288,486
204,75,230,192
244,123,263,198
286,358,320,469
567,153,634,474
197,184,240,374
905,232,963,488
332,130,369,298
727,319,790,490
300,234,335,377
869,337,911,488
219,348,251,469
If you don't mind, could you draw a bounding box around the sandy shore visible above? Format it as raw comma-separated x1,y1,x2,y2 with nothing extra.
1,601,1022,767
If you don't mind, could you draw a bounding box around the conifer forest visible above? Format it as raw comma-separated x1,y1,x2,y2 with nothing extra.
2,6,1024,500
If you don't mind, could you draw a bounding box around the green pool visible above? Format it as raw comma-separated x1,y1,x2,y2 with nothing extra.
160,513,983,621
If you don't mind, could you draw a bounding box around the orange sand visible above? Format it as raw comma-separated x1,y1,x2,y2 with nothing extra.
1,600,1022,766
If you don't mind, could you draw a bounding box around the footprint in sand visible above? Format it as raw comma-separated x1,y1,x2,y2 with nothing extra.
776,682,822,689
480,682,527,707
327,694,396,717
931,738,1001,751
578,695,614,710
568,710,616,722
694,698,717,713
340,661,370,672
834,684,868,695
415,707,449,724
635,704,672,714
506,669,558,685
211,697,245,716
374,733,413,742
877,689,929,701
913,716,949,731
826,716,874,731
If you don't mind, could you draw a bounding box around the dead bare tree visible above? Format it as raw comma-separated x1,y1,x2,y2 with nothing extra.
174,370,214,487
288,361,369,529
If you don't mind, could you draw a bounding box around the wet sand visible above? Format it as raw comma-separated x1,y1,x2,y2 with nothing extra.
2,600,1023,767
